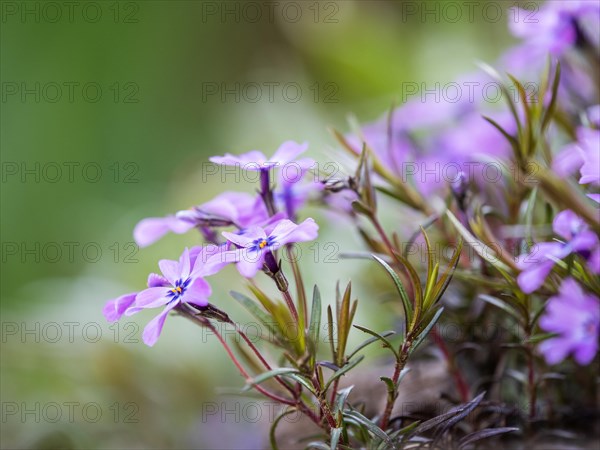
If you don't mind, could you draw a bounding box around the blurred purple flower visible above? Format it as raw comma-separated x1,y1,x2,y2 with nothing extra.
539,277,599,365
517,210,599,293
209,141,312,171
504,1,600,72
554,127,600,186
134,215,195,248
275,160,323,220
218,218,319,278
103,293,137,323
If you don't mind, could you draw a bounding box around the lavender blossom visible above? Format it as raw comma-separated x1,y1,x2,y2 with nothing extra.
133,192,270,248
517,210,600,293
118,247,225,346
209,141,312,171
539,278,599,365
554,127,600,186
504,1,600,72
217,218,319,278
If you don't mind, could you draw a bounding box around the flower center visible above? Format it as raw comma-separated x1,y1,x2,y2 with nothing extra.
167,278,191,302
251,236,275,252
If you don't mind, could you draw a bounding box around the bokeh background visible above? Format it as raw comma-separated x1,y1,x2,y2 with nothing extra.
2,1,517,448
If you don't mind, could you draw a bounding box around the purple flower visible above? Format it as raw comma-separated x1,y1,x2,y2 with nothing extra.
176,192,269,229
209,141,312,171
134,215,194,248
218,218,319,278
123,247,222,346
504,1,600,72
274,160,323,220
133,192,270,248
578,128,600,186
517,210,599,293
539,278,599,365
554,128,600,186
103,293,137,323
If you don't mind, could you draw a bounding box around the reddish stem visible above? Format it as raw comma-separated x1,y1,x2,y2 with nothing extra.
431,327,469,403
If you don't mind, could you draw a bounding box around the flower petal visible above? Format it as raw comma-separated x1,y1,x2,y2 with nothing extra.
147,273,169,288
553,210,584,240
142,302,178,347
159,259,181,285
539,337,572,365
133,216,194,248
210,151,267,169
183,278,212,307
574,341,598,365
517,260,555,294
103,293,137,322
552,144,583,177
236,249,265,278
271,141,309,165
191,244,232,277
178,248,191,280
223,227,266,248
271,218,319,247
131,287,169,311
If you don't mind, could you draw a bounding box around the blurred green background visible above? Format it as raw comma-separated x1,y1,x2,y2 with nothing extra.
1,1,515,448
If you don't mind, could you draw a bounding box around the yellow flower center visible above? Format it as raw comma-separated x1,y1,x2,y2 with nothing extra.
258,239,268,249
171,286,183,294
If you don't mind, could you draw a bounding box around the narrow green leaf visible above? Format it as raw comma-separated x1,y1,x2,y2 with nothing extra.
380,376,396,400
309,285,322,366
334,386,354,414
413,391,485,435
269,407,299,450
432,239,462,306
479,294,523,323
230,291,281,341
285,373,318,395
445,210,511,273
348,331,396,359
373,255,413,330
395,252,423,306
336,282,352,366
330,427,343,450
483,116,520,158
327,305,337,364
421,226,435,293
541,61,561,131
343,410,394,448
423,262,439,310
410,307,444,355
244,368,300,391
458,427,519,449
323,356,365,393
353,325,399,359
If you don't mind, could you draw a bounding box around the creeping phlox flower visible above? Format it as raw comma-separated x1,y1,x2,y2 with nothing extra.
103,246,225,346
539,278,599,365
217,218,319,278
275,163,323,220
133,191,269,248
517,210,600,293
554,126,600,186
209,140,312,171
504,1,600,72
346,71,516,197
